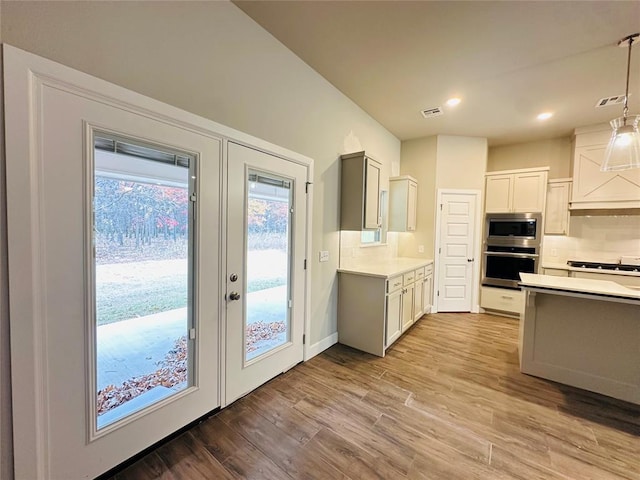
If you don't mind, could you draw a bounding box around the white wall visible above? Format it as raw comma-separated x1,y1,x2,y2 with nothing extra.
488,137,571,179
397,135,487,261
0,1,400,476
398,136,438,258
435,135,488,191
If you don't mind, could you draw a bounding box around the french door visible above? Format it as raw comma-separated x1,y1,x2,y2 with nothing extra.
5,46,221,479
225,142,307,404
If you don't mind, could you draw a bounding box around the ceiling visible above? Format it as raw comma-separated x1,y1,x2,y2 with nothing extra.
234,1,640,146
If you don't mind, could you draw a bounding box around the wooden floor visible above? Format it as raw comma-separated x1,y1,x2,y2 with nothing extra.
111,313,640,479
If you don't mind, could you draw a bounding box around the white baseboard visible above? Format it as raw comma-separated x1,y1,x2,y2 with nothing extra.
304,332,338,361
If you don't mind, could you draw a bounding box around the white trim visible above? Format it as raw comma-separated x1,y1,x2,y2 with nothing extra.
4,44,314,479
304,333,338,361
433,189,482,313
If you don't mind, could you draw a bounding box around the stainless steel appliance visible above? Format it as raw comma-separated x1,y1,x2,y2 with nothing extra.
482,213,541,289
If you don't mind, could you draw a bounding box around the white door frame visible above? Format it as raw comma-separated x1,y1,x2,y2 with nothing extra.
433,189,482,314
4,44,313,479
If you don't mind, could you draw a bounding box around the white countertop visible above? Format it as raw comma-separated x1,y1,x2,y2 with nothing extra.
338,257,433,279
519,273,640,302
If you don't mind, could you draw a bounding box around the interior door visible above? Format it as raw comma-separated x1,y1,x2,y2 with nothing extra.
5,46,221,479
436,192,478,312
225,142,307,404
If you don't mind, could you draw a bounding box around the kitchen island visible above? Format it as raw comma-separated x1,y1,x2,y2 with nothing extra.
518,273,640,405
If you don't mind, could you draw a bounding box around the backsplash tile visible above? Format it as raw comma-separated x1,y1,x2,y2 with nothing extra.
339,231,399,268
543,214,640,265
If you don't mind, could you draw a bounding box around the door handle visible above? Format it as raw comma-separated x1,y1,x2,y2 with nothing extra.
228,292,241,301
467,258,474,262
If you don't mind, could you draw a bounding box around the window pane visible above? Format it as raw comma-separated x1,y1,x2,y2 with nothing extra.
245,171,291,362
93,141,193,429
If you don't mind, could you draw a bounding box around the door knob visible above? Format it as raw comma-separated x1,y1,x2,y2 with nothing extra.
228,292,241,301
467,258,474,262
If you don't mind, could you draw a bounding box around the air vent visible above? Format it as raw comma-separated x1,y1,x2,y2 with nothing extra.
595,94,628,108
421,107,443,118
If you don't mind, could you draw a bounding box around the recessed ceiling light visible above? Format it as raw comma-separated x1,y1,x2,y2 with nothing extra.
446,98,461,107
537,112,553,120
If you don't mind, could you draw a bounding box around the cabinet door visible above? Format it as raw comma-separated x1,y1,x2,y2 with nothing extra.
413,279,424,321
364,157,381,229
386,289,402,346
485,174,513,213
407,181,418,231
423,274,432,314
513,171,547,212
545,181,571,234
401,284,414,332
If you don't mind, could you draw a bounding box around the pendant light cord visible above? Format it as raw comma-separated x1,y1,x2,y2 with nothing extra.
623,36,633,122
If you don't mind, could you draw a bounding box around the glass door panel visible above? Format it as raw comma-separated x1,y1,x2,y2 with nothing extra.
93,136,194,429
245,171,292,362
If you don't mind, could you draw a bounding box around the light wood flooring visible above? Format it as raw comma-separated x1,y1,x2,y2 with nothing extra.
111,313,640,479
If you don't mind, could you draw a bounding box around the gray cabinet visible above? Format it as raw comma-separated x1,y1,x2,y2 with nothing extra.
338,261,432,357
340,151,382,230
389,175,418,232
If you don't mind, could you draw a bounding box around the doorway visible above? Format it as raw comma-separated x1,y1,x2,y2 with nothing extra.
433,189,482,313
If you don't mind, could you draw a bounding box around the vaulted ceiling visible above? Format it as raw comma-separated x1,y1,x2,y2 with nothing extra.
235,1,640,146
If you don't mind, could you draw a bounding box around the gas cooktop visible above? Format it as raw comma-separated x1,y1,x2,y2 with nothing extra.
567,261,640,272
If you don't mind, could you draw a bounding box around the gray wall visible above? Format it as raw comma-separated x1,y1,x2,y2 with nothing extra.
0,1,400,476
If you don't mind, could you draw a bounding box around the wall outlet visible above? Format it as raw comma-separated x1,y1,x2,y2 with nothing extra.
418,245,425,254
319,250,329,262
550,248,558,257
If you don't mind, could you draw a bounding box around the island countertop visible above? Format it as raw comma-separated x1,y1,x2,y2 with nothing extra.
338,257,433,279
519,273,640,305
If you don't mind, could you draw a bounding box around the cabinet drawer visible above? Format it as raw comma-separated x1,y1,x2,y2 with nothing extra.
415,268,425,280
403,271,415,286
425,264,433,275
481,287,523,314
387,275,403,293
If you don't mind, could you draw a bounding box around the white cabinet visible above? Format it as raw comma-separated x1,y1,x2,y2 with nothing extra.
545,179,572,235
337,261,432,357
480,286,524,317
389,175,418,232
401,283,414,332
571,126,640,209
423,264,433,314
485,168,549,213
385,287,402,346
340,151,382,230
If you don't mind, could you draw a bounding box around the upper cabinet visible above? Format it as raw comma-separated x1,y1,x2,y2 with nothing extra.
340,151,382,230
571,126,640,209
389,175,418,232
545,178,572,235
485,168,549,213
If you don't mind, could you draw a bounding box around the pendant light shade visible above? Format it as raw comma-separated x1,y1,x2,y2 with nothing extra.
601,33,640,172
602,114,640,171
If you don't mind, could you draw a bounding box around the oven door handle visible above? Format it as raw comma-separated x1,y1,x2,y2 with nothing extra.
483,251,539,259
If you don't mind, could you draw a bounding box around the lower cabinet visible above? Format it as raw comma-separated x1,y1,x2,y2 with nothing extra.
480,286,524,317
338,262,433,357
424,264,433,314
385,288,402,346
401,283,415,332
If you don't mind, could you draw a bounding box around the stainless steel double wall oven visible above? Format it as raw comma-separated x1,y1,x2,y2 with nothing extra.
482,212,541,289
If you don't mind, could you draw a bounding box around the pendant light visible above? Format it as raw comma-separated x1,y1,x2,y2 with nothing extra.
601,33,640,172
